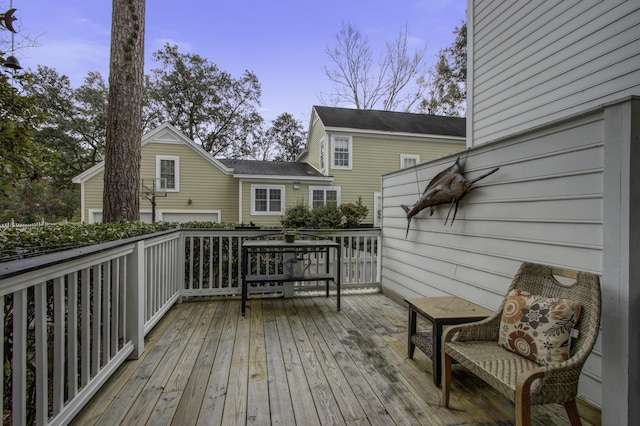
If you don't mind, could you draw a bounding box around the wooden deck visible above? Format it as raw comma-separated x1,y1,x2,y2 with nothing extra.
70,291,596,426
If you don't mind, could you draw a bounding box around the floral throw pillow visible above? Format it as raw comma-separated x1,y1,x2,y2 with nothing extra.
498,289,581,365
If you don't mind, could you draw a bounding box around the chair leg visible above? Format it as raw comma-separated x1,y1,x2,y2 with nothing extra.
441,352,453,407
515,400,531,426
515,370,545,426
564,400,582,426
515,384,532,426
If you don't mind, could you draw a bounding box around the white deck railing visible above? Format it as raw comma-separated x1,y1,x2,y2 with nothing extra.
0,227,380,425
182,229,381,296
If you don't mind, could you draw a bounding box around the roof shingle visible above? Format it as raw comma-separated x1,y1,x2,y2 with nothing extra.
313,105,465,137
219,159,324,177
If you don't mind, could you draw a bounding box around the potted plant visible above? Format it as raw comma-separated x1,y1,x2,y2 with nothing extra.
283,229,296,243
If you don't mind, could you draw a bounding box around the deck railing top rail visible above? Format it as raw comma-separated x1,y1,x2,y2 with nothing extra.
0,228,182,281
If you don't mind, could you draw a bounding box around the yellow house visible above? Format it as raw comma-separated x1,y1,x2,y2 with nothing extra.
301,106,466,225
72,123,332,226
73,109,465,226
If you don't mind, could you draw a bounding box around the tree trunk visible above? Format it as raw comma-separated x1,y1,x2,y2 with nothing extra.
103,0,145,222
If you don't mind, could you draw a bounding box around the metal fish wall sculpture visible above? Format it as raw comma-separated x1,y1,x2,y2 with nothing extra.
401,157,499,237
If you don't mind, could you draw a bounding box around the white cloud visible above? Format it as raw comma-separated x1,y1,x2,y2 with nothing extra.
22,38,110,85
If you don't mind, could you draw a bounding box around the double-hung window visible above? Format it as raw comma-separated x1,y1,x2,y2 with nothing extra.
331,135,352,170
401,154,420,169
310,186,340,208
320,137,326,172
252,185,284,215
156,155,179,191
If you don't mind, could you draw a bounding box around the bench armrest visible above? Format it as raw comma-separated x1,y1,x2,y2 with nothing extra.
443,313,501,342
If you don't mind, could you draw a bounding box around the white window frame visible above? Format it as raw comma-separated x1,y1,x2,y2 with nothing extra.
251,184,285,215
331,135,352,170
309,186,341,208
319,137,326,172
400,154,420,169
156,155,180,192
374,192,382,227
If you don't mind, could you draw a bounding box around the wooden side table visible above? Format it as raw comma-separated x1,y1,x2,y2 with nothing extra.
405,296,491,386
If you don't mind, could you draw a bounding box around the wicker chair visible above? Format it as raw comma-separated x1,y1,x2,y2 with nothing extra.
441,262,601,426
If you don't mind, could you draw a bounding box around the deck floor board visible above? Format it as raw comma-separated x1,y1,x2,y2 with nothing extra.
71,292,596,426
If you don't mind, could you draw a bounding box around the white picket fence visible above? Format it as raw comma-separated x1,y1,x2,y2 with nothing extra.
0,219,71,229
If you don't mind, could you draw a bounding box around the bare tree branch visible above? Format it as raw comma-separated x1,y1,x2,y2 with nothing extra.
321,22,427,111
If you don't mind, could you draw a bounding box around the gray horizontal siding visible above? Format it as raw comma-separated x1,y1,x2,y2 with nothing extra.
381,110,604,406
471,0,640,145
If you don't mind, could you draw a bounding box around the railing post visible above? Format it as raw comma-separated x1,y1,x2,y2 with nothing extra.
126,241,145,359
376,232,382,285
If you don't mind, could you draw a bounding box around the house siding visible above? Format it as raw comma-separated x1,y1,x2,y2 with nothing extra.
81,140,238,223
83,170,105,222
305,112,325,172
240,180,327,228
332,134,465,223
470,0,640,146
381,110,604,406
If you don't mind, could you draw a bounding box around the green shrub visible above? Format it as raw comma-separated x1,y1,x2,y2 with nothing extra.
280,197,369,229
281,202,313,228
310,203,344,228
339,197,369,228
0,221,237,261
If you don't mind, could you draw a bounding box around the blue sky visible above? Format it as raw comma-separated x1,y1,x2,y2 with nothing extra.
11,0,466,123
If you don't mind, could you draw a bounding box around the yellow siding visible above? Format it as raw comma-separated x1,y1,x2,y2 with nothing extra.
240,180,320,228
81,141,238,223
83,170,105,222
332,136,465,222
305,113,325,171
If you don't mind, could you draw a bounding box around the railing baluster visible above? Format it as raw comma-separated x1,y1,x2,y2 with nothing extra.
148,245,154,318
68,272,79,398
189,236,194,290
199,236,204,289
81,268,90,387
111,262,118,357
208,236,214,289
153,245,158,314
121,257,127,348
102,260,111,365
53,276,65,415
34,282,48,425
13,288,27,425
218,236,223,289
92,263,101,376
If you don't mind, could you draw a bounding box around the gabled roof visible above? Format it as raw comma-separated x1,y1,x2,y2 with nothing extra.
312,105,466,137
72,123,233,184
219,159,327,179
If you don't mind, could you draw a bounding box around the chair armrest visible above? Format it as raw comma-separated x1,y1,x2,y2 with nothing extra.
516,354,589,405
443,313,502,342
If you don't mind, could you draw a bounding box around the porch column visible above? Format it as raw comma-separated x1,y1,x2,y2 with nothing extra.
602,96,640,426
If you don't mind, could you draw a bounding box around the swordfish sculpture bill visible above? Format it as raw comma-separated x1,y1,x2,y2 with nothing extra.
401,157,499,237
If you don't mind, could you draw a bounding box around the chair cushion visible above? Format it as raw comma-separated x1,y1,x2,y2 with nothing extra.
445,340,542,402
498,289,581,365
